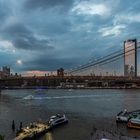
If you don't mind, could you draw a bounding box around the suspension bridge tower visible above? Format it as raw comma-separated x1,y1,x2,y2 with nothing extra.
124,39,137,77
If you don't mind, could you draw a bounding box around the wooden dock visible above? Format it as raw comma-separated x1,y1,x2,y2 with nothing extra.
13,122,51,140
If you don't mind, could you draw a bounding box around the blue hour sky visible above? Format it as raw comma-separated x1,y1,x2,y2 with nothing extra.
0,0,140,74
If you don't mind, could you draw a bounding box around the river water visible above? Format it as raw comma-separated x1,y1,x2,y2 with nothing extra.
0,89,140,140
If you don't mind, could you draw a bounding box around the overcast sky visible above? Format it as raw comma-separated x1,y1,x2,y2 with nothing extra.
0,0,140,74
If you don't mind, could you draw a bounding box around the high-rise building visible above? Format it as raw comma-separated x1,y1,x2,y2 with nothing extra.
124,39,137,77
57,68,64,76
2,66,10,76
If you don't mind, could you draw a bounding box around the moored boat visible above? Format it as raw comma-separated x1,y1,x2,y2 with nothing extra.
116,109,140,123
23,95,34,100
49,114,68,127
116,109,129,122
13,114,68,140
13,122,50,140
127,116,140,129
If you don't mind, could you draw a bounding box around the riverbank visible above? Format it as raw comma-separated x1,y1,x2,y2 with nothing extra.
1,86,140,90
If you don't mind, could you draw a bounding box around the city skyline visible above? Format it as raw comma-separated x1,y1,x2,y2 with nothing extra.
0,0,140,75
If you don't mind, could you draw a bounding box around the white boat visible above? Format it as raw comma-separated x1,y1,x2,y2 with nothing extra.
68,89,73,92
23,95,34,100
116,109,129,122
49,114,68,127
116,109,140,123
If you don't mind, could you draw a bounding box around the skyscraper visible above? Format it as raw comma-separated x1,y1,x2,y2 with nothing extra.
124,39,137,77
2,66,10,76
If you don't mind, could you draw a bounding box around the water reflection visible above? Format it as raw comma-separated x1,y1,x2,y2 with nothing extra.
122,90,140,111
45,132,53,140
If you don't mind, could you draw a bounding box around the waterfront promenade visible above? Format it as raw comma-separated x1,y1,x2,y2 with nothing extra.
1,76,140,89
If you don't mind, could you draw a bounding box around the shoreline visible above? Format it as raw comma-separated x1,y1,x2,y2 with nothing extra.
1,86,140,90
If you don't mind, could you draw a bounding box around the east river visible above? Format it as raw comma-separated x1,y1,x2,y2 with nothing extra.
0,89,140,140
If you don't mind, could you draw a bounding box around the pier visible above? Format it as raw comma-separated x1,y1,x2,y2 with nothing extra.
13,122,50,140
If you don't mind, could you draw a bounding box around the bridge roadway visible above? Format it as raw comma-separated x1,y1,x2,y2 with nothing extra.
0,76,140,88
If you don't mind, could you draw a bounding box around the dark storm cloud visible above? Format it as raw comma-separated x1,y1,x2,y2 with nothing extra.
12,37,53,50
0,2,10,23
43,19,72,35
0,9,6,21
24,0,74,11
2,23,54,50
122,23,140,39
0,52,16,67
3,23,31,37
116,0,140,13
0,0,140,73
23,56,82,71
30,13,72,36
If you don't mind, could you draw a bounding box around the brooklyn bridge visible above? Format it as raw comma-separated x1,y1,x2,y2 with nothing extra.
0,39,140,89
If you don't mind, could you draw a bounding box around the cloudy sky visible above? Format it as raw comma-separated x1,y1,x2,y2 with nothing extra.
0,0,140,74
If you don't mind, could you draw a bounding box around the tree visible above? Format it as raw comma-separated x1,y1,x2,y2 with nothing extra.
0,134,4,140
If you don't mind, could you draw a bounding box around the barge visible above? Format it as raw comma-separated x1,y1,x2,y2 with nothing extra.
13,114,68,140
13,122,50,140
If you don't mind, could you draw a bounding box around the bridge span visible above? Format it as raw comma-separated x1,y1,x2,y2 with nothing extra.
0,76,140,89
